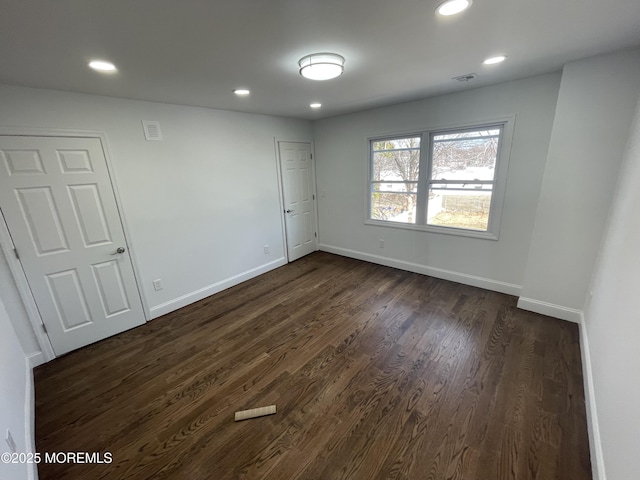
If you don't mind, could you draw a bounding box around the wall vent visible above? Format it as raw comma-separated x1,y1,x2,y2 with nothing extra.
452,73,477,82
142,121,163,141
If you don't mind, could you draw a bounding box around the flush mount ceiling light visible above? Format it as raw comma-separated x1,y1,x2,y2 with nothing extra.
299,53,345,81
483,55,507,65
88,60,117,73
310,103,322,109
436,0,472,16
233,89,250,95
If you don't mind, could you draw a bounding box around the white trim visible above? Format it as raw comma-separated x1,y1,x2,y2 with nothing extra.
0,127,150,362
364,219,499,240
311,141,320,248
96,132,151,321
0,211,55,362
24,354,38,480
366,115,519,141
516,297,583,323
149,257,287,319
578,313,606,480
27,351,45,369
273,138,289,261
0,125,114,137
319,244,521,296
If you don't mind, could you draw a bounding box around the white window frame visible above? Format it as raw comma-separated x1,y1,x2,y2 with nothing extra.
365,117,515,240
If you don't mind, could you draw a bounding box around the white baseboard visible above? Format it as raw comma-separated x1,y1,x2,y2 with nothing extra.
149,257,287,319
26,351,45,368
319,244,522,296
578,313,606,480
516,297,583,323
26,346,43,480
24,355,38,480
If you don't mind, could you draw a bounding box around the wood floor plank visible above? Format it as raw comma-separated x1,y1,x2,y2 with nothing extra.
34,252,591,480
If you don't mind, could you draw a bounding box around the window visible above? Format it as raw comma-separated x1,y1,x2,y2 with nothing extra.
370,137,421,224
368,121,510,239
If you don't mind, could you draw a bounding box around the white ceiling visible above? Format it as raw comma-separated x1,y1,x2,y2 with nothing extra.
1,0,640,120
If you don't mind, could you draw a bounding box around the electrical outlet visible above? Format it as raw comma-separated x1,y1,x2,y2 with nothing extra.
153,279,163,291
264,245,270,254
379,239,385,248
5,429,16,453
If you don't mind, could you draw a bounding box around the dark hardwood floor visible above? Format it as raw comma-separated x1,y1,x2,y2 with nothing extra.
34,252,591,479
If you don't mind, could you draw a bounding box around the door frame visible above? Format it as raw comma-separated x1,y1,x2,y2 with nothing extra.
0,127,149,362
274,138,319,262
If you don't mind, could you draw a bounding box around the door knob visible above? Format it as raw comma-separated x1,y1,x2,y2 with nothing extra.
111,247,126,255
285,209,294,213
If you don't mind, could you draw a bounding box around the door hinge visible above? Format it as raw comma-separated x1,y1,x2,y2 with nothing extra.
315,232,317,238
13,248,19,259
310,153,313,159
41,323,47,334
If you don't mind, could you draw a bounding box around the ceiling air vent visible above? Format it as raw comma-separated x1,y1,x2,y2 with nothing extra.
452,73,477,82
142,120,163,141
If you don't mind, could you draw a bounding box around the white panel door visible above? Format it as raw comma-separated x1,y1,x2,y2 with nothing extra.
0,136,145,355
279,142,317,262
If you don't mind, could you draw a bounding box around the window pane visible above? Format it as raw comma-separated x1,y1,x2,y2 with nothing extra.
431,129,500,181
427,187,492,231
433,129,500,141
372,137,421,182
373,137,421,151
371,191,417,224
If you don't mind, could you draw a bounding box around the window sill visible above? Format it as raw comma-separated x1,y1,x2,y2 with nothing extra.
364,219,499,240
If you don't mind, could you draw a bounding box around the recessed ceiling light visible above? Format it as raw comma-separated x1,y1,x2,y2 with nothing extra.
88,60,117,73
310,103,322,109
299,53,345,81
233,89,250,96
436,0,472,16
483,55,507,65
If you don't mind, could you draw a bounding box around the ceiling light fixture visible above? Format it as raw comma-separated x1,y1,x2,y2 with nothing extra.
436,0,472,16
310,103,322,109
88,60,117,73
299,53,345,81
483,55,507,65
233,89,250,95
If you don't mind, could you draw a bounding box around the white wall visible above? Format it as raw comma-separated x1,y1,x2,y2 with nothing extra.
0,295,34,480
314,73,561,292
0,85,311,357
582,91,640,480
520,49,640,317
